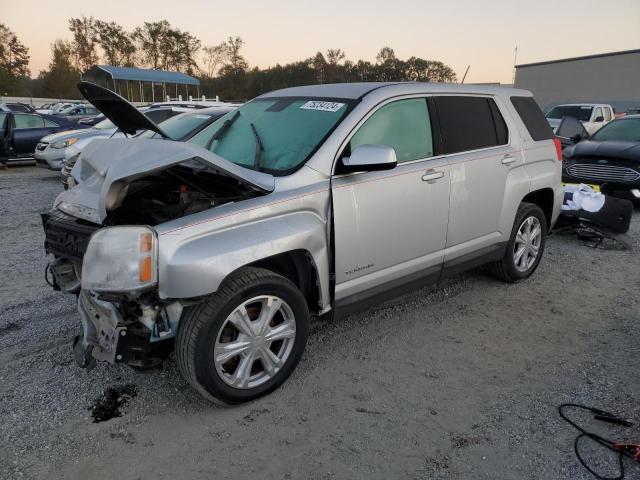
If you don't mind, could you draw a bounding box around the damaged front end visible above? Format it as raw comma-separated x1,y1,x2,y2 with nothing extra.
75,290,183,371
42,137,274,371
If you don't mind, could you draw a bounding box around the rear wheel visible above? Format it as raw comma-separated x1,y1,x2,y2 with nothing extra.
489,203,547,283
176,267,309,404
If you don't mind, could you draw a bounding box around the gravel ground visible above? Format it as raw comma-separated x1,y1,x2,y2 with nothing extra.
1,165,639,480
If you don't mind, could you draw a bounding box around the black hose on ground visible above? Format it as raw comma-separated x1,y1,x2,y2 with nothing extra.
558,403,639,480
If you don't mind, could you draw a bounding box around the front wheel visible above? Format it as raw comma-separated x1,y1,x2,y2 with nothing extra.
176,267,310,405
489,202,547,283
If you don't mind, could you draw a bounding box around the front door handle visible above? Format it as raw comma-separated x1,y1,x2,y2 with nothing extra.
422,170,445,182
501,155,516,165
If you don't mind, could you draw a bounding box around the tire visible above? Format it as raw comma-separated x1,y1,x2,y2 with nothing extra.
176,267,310,405
489,202,547,283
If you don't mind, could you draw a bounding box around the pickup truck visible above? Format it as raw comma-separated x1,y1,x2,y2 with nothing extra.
545,103,615,135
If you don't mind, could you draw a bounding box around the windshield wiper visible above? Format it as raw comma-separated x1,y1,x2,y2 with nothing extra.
250,122,264,170
206,110,240,150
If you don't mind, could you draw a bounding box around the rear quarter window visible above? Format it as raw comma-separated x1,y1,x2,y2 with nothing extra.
510,96,554,141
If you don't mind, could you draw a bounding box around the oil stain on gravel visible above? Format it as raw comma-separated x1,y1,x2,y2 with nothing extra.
89,384,138,423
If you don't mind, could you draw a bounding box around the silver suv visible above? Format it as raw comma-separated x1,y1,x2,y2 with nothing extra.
43,82,562,404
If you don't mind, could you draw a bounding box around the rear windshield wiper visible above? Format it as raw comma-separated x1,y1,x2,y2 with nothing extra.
250,122,264,170
206,110,240,149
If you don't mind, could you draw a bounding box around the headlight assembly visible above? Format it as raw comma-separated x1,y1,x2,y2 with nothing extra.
51,137,79,149
81,226,157,292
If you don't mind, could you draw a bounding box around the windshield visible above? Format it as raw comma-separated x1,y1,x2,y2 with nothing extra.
140,111,219,140
546,105,593,121
591,118,640,142
189,97,353,174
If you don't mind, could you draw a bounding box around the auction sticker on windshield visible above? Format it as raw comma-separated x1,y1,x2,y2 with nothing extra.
300,101,345,112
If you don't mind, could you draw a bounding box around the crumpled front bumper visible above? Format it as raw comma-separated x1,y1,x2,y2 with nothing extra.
74,289,183,370
75,291,126,368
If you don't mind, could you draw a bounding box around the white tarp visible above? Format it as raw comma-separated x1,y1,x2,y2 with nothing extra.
561,184,605,212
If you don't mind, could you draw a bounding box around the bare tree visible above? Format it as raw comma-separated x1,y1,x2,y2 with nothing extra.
326,49,346,65
202,43,228,78
376,46,396,64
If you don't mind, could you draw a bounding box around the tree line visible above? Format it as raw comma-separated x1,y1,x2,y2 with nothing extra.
0,19,458,101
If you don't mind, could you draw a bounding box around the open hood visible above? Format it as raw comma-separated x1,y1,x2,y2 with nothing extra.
57,137,275,224
77,81,168,138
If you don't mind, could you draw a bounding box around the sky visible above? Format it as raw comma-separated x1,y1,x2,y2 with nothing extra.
2,0,639,84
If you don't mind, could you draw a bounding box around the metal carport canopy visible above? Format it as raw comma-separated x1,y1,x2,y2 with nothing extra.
86,65,200,85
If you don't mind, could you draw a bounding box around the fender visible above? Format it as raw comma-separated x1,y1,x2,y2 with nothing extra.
156,208,330,307
498,164,531,239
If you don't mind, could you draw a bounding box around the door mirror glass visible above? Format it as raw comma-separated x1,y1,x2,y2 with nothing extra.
556,115,589,145
341,144,397,172
594,116,605,123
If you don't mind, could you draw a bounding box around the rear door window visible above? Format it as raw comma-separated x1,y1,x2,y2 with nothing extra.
510,96,554,141
434,96,507,154
14,114,45,129
349,98,434,163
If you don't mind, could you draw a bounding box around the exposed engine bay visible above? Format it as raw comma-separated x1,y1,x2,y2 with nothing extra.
43,163,261,290
104,164,260,225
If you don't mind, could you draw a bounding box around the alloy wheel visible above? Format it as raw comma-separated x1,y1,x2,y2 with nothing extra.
513,216,542,272
214,295,296,389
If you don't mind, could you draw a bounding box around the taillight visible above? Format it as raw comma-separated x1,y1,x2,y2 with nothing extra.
553,138,563,161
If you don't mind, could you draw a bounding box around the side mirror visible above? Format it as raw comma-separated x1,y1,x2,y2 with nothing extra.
569,134,583,144
340,144,397,173
594,116,604,123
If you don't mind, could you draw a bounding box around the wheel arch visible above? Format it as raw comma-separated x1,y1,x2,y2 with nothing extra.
521,188,555,231
222,250,322,315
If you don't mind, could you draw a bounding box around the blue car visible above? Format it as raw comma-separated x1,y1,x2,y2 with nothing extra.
0,110,83,166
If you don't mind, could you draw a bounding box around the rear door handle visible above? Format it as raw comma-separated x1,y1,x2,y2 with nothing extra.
422,170,445,182
501,155,516,165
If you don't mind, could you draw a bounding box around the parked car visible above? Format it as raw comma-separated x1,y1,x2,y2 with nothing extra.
558,114,640,205
54,104,99,123
5,102,37,113
36,105,194,170
0,111,82,164
61,106,234,187
36,102,82,115
77,114,105,127
545,103,614,135
148,100,241,110
42,81,562,404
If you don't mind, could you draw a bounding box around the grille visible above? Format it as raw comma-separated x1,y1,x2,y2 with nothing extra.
41,209,100,261
566,163,640,183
